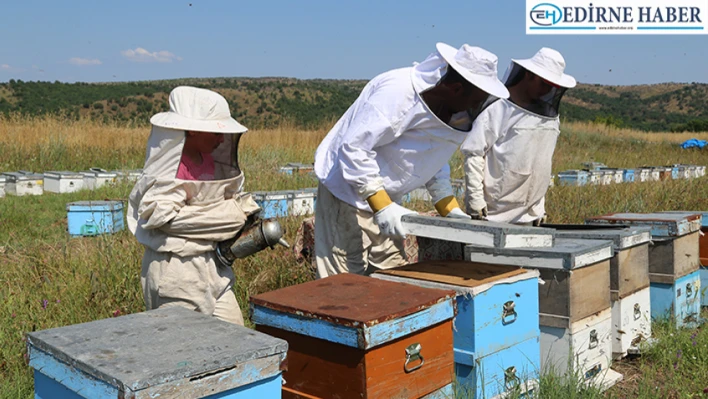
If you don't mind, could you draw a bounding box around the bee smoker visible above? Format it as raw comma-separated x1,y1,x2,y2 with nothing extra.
215,218,290,267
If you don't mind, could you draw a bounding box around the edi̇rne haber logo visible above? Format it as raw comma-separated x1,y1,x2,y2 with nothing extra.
526,0,708,34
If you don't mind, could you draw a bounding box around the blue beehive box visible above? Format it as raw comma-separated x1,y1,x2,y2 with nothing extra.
67,200,124,237
27,306,287,399
373,261,540,398
650,270,701,327
557,170,589,186
252,191,289,218
622,169,636,183
670,166,680,180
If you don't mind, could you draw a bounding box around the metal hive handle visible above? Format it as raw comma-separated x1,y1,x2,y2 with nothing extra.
404,343,424,373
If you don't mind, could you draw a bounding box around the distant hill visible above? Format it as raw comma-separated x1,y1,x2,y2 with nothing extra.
1,78,707,132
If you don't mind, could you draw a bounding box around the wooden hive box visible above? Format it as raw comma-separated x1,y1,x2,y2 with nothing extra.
586,212,701,283
372,260,540,399
464,238,614,330
547,224,651,301
26,307,288,399
543,224,653,358
249,273,457,399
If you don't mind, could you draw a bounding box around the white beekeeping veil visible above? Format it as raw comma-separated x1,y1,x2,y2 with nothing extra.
128,86,250,236
504,47,576,118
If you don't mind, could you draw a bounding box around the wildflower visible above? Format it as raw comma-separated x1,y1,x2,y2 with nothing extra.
41,299,48,309
112,309,121,317
677,349,682,359
56,299,60,304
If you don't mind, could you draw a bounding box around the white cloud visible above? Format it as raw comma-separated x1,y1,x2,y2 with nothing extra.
69,57,102,66
1,63,24,72
121,47,182,63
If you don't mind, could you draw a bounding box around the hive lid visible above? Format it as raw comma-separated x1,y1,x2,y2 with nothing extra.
2,172,44,181
401,214,555,248
464,238,614,270
373,261,539,296
250,273,454,327
586,212,701,237
27,307,287,393
657,211,707,228
543,224,652,249
44,171,84,179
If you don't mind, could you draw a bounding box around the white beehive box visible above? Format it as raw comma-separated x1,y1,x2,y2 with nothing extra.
43,171,85,193
112,169,143,183
290,189,316,216
81,168,118,190
540,309,622,391
611,287,651,358
2,172,44,196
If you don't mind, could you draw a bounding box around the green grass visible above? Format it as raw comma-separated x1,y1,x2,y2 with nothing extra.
1,119,707,398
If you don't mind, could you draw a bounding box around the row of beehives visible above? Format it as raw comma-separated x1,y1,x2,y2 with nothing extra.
27,211,707,399
393,210,707,396
557,164,706,186
0,169,143,198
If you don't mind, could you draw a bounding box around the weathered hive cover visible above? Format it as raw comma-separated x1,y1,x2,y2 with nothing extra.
464,238,614,270
401,214,554,248
27,307,287,396
544,224,652,250
586,212,702,237
250,273,455,349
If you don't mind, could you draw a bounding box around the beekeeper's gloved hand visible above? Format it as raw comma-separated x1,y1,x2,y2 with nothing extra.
447,207,472,220
367,190,416,239
469,207,488,221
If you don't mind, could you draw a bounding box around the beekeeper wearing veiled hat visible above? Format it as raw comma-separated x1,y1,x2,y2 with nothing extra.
460,48,576,225
313,42,510,278
127,86,261,325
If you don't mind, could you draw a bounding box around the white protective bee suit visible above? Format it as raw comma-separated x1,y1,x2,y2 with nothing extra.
461,48,576,224
314,42,509,278
127,86,261,325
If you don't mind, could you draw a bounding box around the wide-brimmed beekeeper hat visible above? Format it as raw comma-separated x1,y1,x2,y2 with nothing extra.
435,42,509,99
150,86,248,134
511,47,576,88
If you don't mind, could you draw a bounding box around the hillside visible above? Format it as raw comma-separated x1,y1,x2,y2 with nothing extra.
1,78,707,132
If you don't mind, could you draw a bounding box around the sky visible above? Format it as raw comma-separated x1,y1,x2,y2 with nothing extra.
0,0,706,86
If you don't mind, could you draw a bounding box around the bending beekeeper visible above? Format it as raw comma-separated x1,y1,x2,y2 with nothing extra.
127,86,261,325
314,42,509,278
460,48,576,225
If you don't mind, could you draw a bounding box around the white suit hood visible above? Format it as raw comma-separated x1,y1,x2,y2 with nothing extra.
128,126,260,257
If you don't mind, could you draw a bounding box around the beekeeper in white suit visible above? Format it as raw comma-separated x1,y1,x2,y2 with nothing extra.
128,86,261,325
460,48,576,225
314,42,510,278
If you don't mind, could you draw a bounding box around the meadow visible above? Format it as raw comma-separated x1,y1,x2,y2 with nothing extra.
0,114,707,398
